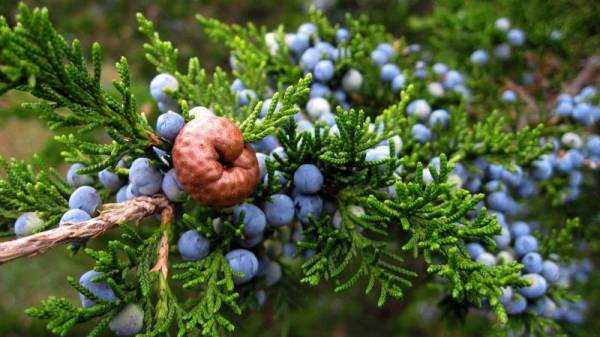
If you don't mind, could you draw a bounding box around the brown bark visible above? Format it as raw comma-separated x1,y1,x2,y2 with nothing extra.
0,195,170,265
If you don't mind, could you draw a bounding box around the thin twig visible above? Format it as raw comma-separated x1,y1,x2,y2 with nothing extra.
151,206,173,278
563,55,600,94
0,195,171,265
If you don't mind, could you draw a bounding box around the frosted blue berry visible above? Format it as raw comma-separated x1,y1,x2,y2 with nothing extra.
310,83,331,98
586,135,600,156
573,103,594,125
306,97,331,118
501,89,517,103
476,252,496,266
315,42,338,60
407,99,431,120
470,49,489,65
376,43,394,57
162,169,185,202
494,225,512,249
69,186,102,215
532,157,553,180
443,70,463,88
293,164,324,194
313,60,334,82
555,100,574,117
129,158,162,196
505,294,527,315
429,109,450,127
230,78,245,92
300,47,321,72
78,270,117,308
237,89,257,106
233,203,267,237
495,17,511,31
499,286,513,304
177,230,210,261
522,252,543,273
432,62,448,75
507,29,525,46
264,260,282,286
59,209,91,226
487,191,517,214
156,111,184,142
365,146,390,162
14,212,44,237
514,235,538,256
519,273,548,298
411,124,431,143
336,28,350,43
264,194,295,227
98,168,123,192
150,73,178,102
294,194,323,224
510,221,531,238
371,49,389,65
226,249,259,285
298,22,317,36
500,165,523,187
542,260,560,283
252,135,279,154
534,297,557,318
116,185,130,203
288,33,310,54
493,43,511,59
66,163,94,187
380,63,400,82
109,303,144,336
342,69,363,92
391,74,406,92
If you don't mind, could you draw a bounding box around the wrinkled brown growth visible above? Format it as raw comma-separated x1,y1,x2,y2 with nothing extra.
172,115,259,208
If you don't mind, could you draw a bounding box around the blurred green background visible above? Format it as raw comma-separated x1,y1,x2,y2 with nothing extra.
0,1,598,336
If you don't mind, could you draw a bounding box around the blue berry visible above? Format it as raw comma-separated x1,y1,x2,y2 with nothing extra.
411,124,431,143
226,249,259,285
237,89,257,105
230,78,245,92
310,83,331,98
129,158,162,196
233,203,267,237
519,273,548,298
443,70,463,88
336,28,350,43
300,48,321,71
493,43,511,59
150,73,179,102
370,49,389,65
263,260,282,286
78,270,117,308
238,232,264,248
470,49,489,65
66,163,94,187
494,225,512,249
432,62,448,75
294,194,323,224
365,146,390,162
177,230,210,261
156,111,185,142
502,89,517,103
264,194,295,227
293,164,324,194
59,209,91,226
298,23,317,36
69,186,102,215
306,97,331,118
342,69,363,92
522,252,543,273
555,100,574,117
116,185,130,203
476,252,496,266
499,286,513,304
376,43,395,57
507,29,526,46
98,168,123,192
189,106,215,119
407,99,431,120
487,191,517,214
542,260,560,283
380,63,401,82
429,109,450,127
109,303,144,336
289,33,310,54
391,74,406,92
313,60,334,82
586,135,600,156
510,221,531,238
162,169,185,202
495,17,511,31
533,297,557,318
514,235,538,256
252,135,279,154
504,294,527,315
14,212,44,237
532,157,554,180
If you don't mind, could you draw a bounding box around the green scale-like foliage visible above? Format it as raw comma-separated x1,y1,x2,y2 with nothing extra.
0,3,591,337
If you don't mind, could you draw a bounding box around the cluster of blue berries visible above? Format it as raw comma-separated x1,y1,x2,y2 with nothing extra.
470,16,526,70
